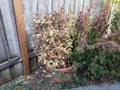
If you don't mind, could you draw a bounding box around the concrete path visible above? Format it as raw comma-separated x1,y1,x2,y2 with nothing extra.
67,82,120,90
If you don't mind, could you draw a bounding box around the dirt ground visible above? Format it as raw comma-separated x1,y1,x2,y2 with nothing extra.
1,66,120,90
2,64,118,90
0,66,61,90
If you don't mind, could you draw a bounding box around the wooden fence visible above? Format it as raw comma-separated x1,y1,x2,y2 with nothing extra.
0,0,106,85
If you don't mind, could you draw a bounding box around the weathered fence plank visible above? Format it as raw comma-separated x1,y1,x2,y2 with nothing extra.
0,0,20,58
64,0,75,13
82,0,85,12
75,0,83,14
43,0,52,13
84,0,91,11
38,0,47,18
22,0,38,51
52,0,64,11
0,68,12,85
0,37,6,62
0,11,8,62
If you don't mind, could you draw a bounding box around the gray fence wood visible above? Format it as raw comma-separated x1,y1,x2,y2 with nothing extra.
53,0,64,11
0,0,20,59
22,0,38,51
0,10,10,62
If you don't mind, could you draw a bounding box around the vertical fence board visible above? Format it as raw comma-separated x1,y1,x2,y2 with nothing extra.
44,0,52,13
0,0,20,58
90,0,93,8
22,0,38,51
22,0,33,51
53,0,64,11
64,0,75,13
0,10,10,62
93,0,103,17
29,0,38,50
38,0,47,18
84,0,91,12
0,68,12,85
75,0,83,14
73,0,76,13
82,0,85,12
0,36,6,62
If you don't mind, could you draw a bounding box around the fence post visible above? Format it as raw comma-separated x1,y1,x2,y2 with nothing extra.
12,0,30,75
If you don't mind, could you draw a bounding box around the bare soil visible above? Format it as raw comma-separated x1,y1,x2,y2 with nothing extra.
1,66,61,90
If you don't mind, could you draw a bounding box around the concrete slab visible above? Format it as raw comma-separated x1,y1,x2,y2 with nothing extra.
66,82,120,90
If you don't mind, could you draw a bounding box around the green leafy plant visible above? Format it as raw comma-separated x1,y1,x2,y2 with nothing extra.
75,1,110,52
112,0,120,4
0,81,25,90
88,4,110,44
70,41,120,82
110,3,120,32
1,85,17,90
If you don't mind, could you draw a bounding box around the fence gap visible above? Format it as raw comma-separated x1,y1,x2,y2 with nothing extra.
82,0,85,12
51,0,53,12
63,0,65,10
90,0,93,8
73,0,76,13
